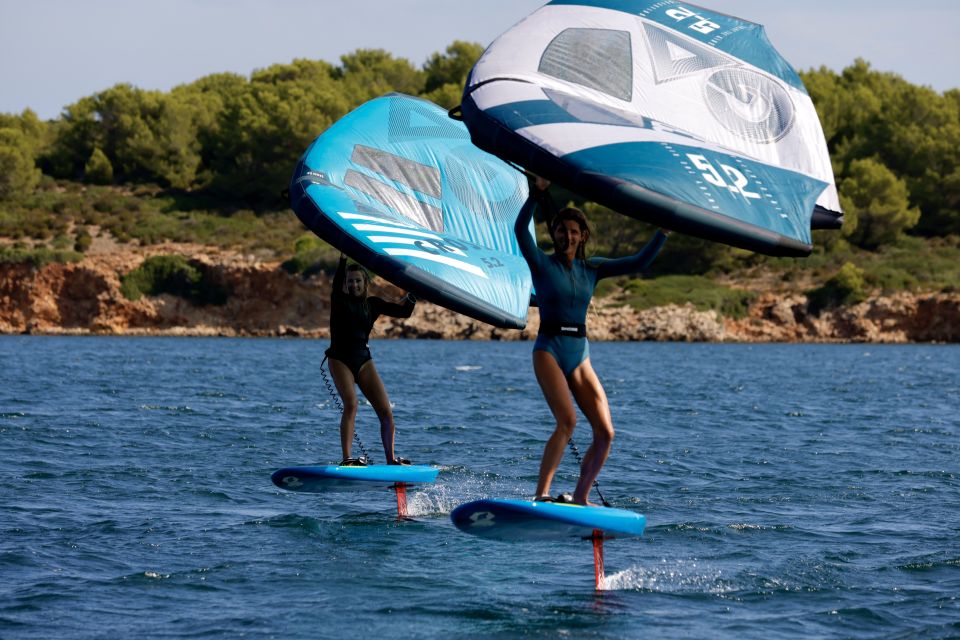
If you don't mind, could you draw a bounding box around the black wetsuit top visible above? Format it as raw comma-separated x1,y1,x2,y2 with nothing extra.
326,257,415,377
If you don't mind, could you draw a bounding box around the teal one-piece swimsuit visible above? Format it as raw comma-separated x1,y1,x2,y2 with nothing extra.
514,192,667,377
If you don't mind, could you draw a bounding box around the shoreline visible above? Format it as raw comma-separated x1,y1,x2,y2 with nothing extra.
5,329,959,346
2,243,958,343
5,296,958,344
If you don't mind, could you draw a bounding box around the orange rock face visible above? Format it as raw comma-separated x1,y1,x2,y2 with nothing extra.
0,245,330,337
1,245,957,342
724,292,960,343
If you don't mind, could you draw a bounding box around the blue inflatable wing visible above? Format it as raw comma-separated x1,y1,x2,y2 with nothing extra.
461,0,843,257
290,94,533,329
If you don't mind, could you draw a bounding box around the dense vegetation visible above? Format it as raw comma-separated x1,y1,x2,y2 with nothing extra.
120,255,228,305
0,44,956,315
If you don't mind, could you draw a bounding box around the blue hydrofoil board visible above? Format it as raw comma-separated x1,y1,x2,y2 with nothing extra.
451,499,646,541
272,465,439,492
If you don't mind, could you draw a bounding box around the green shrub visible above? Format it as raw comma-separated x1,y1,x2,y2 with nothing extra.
0,246,83,267
120,254,228,305
807,262,869,313
0,128,41,201
84,148,114,185
840,158,920,249
93,194,123,214
281,247,339,277
293,233,324,254
864,266,918,293
74,226,92,252
281,235,338,276
617,275,756,318
52,234,72,250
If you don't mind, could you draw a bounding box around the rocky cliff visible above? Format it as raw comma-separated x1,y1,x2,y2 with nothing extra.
1,242,957,342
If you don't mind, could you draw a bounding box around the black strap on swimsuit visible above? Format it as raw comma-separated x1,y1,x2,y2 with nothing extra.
538,321,587,338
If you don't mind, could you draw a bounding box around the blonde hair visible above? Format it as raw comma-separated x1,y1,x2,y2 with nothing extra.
345,263,370,296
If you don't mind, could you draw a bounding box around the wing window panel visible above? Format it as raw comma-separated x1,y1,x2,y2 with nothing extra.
539,28,633,101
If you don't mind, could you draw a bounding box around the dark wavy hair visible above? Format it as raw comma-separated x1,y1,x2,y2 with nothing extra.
550,207,591,260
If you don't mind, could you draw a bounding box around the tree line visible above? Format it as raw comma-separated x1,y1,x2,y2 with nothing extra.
1,44,958,253
0,42,481,207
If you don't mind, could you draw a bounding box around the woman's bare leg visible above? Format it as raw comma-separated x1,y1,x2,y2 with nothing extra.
327,358,359,461
356,360,398,463
568,358,614,505
533,350,578,499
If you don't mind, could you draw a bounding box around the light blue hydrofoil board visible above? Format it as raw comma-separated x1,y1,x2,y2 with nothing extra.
272,465,439,492
451,498,646,541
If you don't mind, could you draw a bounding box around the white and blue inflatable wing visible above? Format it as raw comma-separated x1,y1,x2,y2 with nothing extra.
461,0,842,257
289,94,533,329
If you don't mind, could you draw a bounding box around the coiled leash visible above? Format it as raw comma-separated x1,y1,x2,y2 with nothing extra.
320,355,372,464
567,437,611,507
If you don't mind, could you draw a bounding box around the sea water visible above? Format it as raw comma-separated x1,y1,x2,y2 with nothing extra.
1,336,958,638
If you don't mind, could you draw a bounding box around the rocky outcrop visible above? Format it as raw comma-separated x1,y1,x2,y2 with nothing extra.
724,292,960,343
1,244,957,342
0,244,331,337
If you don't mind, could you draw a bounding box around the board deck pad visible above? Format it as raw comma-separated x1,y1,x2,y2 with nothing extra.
451,498,646,540
272,465,439,492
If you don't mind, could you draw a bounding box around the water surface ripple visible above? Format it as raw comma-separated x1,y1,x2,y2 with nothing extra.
1,337,958,638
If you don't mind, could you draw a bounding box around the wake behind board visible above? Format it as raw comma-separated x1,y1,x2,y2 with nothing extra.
451,499,646,541
272,465,439,493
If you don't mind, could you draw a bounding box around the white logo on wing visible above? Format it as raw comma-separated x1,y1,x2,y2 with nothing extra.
338,212,488,278
470,511,496,527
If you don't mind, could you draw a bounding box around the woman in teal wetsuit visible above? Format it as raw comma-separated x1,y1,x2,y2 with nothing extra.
326,254,416,466
516,178,669,505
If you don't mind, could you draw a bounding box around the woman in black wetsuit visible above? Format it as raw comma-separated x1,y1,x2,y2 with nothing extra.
326,254,416,466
